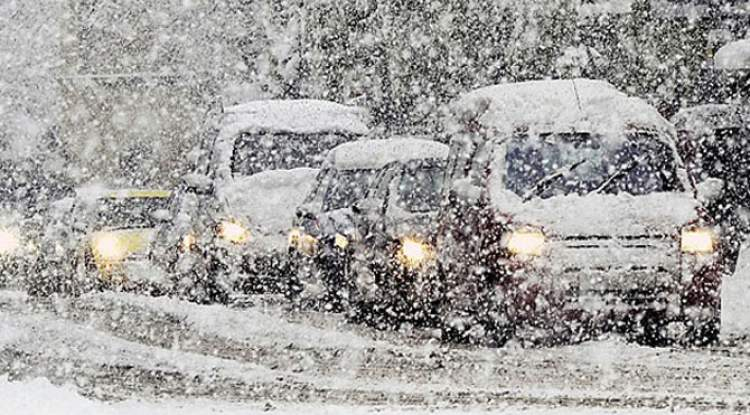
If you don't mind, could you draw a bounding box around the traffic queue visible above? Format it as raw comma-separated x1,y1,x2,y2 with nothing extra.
8,79,750,347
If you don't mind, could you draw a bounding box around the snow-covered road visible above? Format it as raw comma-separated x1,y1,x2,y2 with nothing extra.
0,245,748,414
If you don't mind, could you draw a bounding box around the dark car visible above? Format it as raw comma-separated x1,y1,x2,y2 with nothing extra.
153,99,370,303
434,79,735,347
289,137,448,311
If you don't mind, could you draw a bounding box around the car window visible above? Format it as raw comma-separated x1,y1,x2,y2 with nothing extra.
322,169,377,211
503,132,682,200
88,197,170,230
395,164,445,213
230,132,351,176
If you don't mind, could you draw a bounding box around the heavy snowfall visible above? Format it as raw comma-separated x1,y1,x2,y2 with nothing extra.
3,1,750,414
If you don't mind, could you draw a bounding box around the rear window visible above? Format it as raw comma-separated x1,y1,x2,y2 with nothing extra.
231,132,352,176
395,165,445,213
322,169,376,211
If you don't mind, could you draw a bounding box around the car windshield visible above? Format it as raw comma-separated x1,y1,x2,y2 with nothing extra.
322,169,376,211
504,132,681,200
231,131,352,176
91,197,169,230
395,165,445,212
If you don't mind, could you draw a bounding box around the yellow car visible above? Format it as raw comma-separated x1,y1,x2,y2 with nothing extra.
71,188,172,292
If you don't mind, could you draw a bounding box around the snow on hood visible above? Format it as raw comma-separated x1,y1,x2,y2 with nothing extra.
671,104,743,135
219,99,370,140
714,38,750,71
489,189,700,237
218,168,318,249
328,138,449,170
451,79,674,138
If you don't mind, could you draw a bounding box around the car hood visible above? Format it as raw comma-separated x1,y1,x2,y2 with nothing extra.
218,168,319,250
491,191,701,237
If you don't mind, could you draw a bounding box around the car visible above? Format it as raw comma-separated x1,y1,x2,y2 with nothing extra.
434,79,735,347
30,187,172,296
343,140,449,327
289,137,448,312
671,104,750,274
155,99,371,303
0,158,74,291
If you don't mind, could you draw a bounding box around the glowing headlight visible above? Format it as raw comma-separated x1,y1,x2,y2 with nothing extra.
288,227,302,247
0,229,20,255
334,233,349,250
218,220,250,244
92,233,127,262
180,233,197,252
397,237,433,269
681,228,715,254
505,228,545,257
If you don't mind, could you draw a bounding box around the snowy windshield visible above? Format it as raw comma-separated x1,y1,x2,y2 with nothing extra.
322,169,376,211
231,131,351,176
395,165,445,212
89,198,169,230
504,132,682,200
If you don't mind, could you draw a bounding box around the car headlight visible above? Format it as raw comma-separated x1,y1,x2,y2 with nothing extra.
180,233,197,252
396,237,433,269
288,227,302,248
218,220,250,244
0,229,20,255
681,228,715,254
92,233,127,262
334,233,349,250
504,228,545,257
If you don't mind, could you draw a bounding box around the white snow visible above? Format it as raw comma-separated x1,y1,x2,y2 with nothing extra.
452,79,674,138
671,104,743,135
329,138,449,170
714,38,750,71
722,242,750,337
218,99,371,142
218,167,319,250
0,375,733,415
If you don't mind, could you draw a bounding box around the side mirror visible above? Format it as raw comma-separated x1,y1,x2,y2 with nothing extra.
150,208,172,223
696,177,725,203
183,173,214,195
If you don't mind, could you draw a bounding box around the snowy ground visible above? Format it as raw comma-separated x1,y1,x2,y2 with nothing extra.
1,245,749,414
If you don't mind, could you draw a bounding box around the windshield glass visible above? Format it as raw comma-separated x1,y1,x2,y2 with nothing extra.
322,169,376,211
90,197,170,230
504,132,681,200
231,131,352,176
395,165,445,212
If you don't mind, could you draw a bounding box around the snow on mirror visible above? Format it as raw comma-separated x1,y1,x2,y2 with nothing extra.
3,1,750,414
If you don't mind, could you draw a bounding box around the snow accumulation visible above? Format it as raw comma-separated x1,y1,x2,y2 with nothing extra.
329,138,449,171
714,38,750,71
451,79,673,138
219,99,371,141
671,104,744,135
219,167,318,249
487,191,700,237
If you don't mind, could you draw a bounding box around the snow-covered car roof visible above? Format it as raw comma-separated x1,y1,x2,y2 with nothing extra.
671,104,744,136
218,99,371,140
326,138,449,171
451,79,674,138
714,39,750,71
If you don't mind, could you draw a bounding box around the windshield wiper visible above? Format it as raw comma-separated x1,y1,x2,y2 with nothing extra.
592,155,647,194
522,159,587,202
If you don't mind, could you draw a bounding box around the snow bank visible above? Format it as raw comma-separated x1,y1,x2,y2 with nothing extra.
0,376,723,415
452,79,673,138
714,39,750,71
722,243,750,338
329,138,449,170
